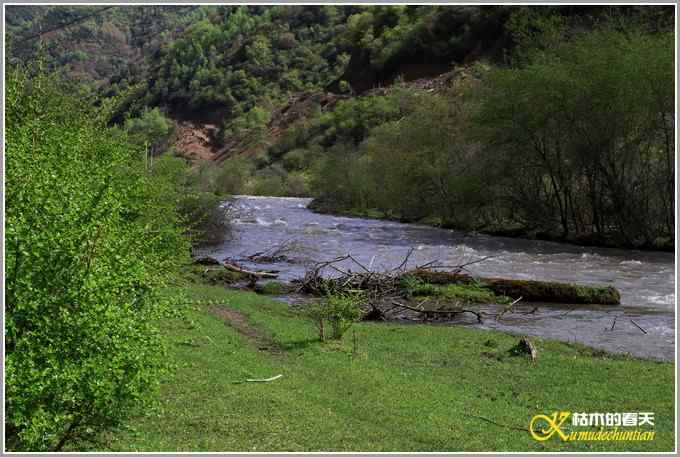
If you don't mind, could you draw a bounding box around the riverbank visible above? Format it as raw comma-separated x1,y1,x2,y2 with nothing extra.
85,279,673,452
308,199,675,253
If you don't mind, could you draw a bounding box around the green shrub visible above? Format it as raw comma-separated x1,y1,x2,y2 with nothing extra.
309,294,364,340
5,68,188,451
221,106,271,147
149,155,231,247
318,94,401,146
124,107,173,153
177,192,230,246
400,276,440,297
281,148,308,171
194,161,221,193
285,172,309,197
248,165,288,196
216,155,254,195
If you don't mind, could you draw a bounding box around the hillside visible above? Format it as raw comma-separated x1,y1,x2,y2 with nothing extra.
5,5,544,158
6,4,675,249
6,5,208,92
7,5,670,158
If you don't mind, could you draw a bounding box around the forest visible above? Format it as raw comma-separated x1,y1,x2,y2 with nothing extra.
4,4,676,452
7,5,674,248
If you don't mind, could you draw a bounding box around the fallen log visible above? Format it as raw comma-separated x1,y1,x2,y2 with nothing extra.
406,269,620,305
223,261,279,279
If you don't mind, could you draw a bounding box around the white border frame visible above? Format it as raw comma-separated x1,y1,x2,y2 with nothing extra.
0,2,677,455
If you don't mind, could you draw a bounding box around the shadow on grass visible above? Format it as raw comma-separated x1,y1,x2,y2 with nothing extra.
278,337,323,351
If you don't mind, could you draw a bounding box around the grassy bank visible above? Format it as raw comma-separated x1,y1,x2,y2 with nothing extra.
87,282,674,452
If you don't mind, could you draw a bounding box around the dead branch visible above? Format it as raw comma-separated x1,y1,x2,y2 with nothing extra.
416,258,440,269
630,319,647,334
609,315,619,331
233,374,283,384
292,250,543,327
458,255,496,269
223,261,279,279
495,296,523,321
347,254,371,273
247,238,301,262
518,306,539,315
394,247,415,272
390,300,484,323
560,306,578,317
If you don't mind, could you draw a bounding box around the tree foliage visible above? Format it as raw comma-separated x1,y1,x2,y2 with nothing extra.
475,22,674,246
147,6,352,113
5,67,188,451
309,20,674,248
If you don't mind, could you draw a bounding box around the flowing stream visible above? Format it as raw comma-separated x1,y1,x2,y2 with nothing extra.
200,196,676,361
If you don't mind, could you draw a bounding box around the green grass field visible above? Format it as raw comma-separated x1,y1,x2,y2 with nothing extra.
88,282,674,452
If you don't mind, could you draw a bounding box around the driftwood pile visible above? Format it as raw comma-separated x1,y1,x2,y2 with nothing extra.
292,249,621,324
194,243,620,325
293,252,505,323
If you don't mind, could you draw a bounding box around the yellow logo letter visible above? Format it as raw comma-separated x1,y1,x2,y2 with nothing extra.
530,411,571,441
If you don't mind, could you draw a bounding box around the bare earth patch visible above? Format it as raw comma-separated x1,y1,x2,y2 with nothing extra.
210,306,283,355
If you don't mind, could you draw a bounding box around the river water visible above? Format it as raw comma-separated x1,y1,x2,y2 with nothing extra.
200,196,676,361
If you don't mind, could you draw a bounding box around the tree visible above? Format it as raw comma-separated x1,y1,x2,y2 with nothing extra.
476,22,674,246
5,67,187,451
124,107,173,154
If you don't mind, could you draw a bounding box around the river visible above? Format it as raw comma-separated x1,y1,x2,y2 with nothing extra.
199,196,676,361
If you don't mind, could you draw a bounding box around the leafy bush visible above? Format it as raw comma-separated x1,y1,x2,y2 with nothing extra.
177,192,230,247
309,294,363,340
309,142,374,210
285,172,309,197
5,68,188,451
281,148,308,171
261,281,284,295
193,161,221,193
124,107,173,154
222,106,271,147
267,122,315,160
248,165,288,196
216,155,254,195
317,94,402,146
399,276,439,298
149,155,232,247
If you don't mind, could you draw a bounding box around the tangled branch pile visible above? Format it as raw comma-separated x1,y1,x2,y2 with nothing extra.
293,251,495,323
293,249,620,324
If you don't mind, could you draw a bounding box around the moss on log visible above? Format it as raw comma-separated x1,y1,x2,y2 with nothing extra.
406,269,620,305
187,265,249,285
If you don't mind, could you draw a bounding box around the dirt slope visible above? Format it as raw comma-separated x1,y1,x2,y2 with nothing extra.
167,66,479,166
